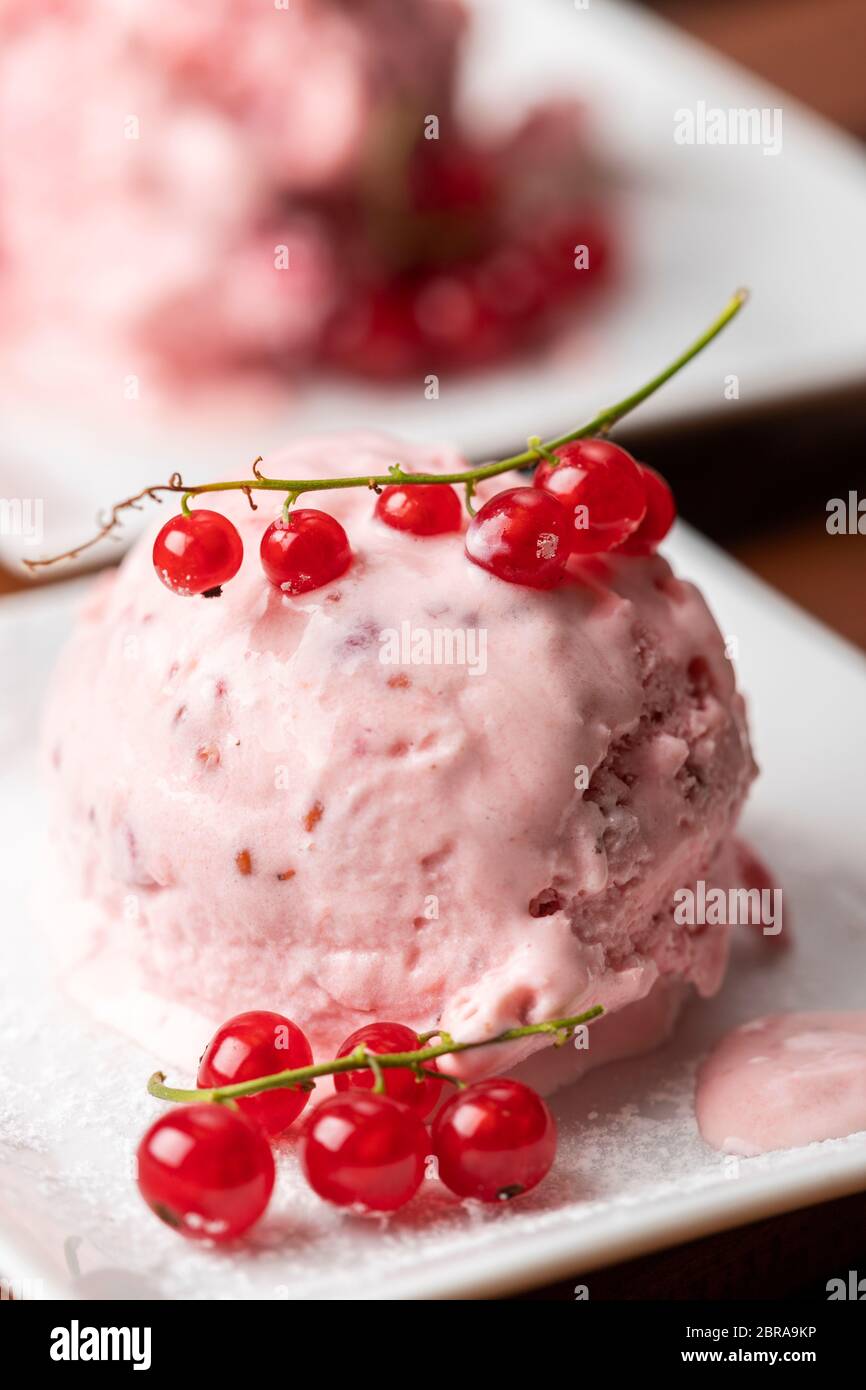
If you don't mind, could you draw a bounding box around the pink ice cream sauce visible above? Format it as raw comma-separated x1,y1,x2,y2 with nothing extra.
42,433,757,1085
696,1012,866,1156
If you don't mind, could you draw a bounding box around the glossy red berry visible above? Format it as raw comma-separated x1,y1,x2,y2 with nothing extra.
465,486,572,588
152,509,243,597
534,439,646,554
197,1010,313,1138
300,1092,429,1212
137,1104,275,1241
617,464,676,554
432,1078,556,1202
260,509,351,595
375,484,462,536
334,1022,442,1118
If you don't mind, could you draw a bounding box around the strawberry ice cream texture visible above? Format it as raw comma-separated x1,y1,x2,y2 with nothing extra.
42,434,757,1086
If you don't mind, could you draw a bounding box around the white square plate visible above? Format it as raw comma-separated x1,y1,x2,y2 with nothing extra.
3,0,866,570
2,527,865,1301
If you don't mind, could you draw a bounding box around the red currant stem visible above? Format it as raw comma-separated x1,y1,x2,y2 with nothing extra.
418,1066,458,1086
22,292,746,572
528,435,557,465
186,291,745,503
367,1053,386,1095
146,1005,604,1106
417,1028,455,1045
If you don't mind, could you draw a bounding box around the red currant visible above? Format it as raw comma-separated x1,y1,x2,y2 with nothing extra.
432,1078,556,1202
152,509,243,597
475,245,548,326
324,283,423,380
197,1010,313,1138
408,141,495,218
413,270,514,368
465,486,572,588
260,509,351,595
617,464,676,554
137,1104,274,1241
375,484,462,536
333,1022,442,1118
534,439,646,554
300,1092,429,1212
531,209,611,295
326,269,513,379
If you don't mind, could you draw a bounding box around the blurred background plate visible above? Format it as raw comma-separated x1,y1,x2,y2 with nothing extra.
2,0,866,573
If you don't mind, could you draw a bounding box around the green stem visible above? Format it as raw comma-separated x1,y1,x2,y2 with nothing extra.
147,1005,604,1105
180,290,747,507
22,292,747,572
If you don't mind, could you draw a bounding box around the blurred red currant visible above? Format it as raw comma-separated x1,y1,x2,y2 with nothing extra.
432,1078,556,1202
324,284,423,380
137,1104,274,1241
534,439,646,554
300,1092,429,1212
334,1022,442,1117
617,464,676,554
532,209,611,293
153,509,243,597
197,1010,313,1138
260,509,351,595
465,486,572,588
475,245,548,325
408,140,495,217
375,484,462,536
413,271,514,368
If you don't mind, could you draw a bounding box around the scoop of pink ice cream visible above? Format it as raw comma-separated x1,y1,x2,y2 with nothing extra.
42,433,757,1078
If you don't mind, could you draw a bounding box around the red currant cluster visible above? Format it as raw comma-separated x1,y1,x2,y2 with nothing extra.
324,213,609,381
151,440,675,600
152,506,352,600
137,1010,557,1240
468,440,675,589
322,130,610,380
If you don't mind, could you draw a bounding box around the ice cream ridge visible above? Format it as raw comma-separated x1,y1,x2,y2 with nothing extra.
42,421,757,1092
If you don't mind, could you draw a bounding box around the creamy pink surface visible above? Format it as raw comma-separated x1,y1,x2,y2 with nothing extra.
696,1013,866,1156
42,433,756,1078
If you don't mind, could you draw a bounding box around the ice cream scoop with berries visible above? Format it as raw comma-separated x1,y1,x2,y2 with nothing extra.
39,301,758,1125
